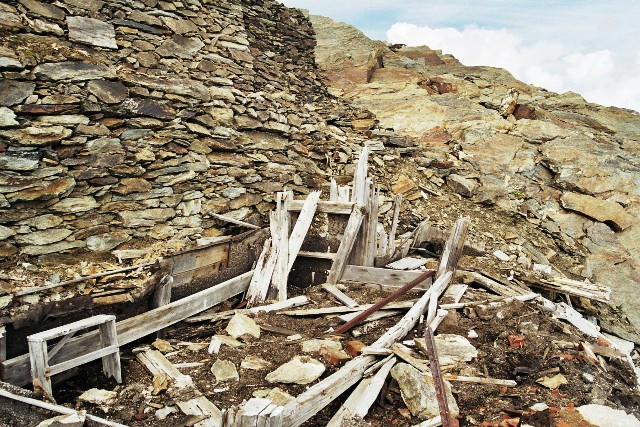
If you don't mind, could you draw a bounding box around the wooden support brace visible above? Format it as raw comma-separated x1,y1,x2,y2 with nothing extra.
152,275,173,339
326,205,365,285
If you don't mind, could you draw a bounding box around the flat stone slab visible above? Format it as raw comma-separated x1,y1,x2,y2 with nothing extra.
561,191,635,231
211,359,239,382
33,61,116,81
67,16,117,49
577,404,640,427
226,312,260,339
266,356,325,385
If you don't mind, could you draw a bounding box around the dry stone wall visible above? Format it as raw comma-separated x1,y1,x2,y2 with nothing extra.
0,0,365,258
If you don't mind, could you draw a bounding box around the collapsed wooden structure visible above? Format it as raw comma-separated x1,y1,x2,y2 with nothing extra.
1,144,634,426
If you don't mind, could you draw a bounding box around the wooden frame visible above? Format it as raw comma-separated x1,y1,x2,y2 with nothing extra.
27,315,121,398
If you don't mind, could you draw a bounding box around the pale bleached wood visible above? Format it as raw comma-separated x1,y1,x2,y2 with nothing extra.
46,331,76,361
28,339,51,398
210,212,260,230
363,354,395,377
429,309,449,333
351,145,369,206
248,296,310,313
287,191,321,272
365,185,379,266
322,284,360,308
326,206,365,285
276,272,452,426
338,310,401,324
28,315,116,342
377,223,388,257
287,200,353,214
271,191,292,301
98,318,121,383
411,416,442,427
439,292,539,309
337,186,350,203
48,345,119,376
388,194,402,254
297,251,336,260
327,356,396,426
342,265,431,290
4,271,253,386
386,257,428,270
0,389,128,427
153,275,173,339
427,217,470,324
392,343,429,373
136,348,193,388
176,396,223,427
441,283,467,304
235,398,272,427
459,270,525,297
443,374,517,387
525,276,610,302
279,300,416,316
246,238,277,305
329,178,338,201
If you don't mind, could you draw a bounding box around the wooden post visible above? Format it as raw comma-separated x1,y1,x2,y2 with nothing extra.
326,205,365,285
28,339,51,398
98,318,122,383
388,194,402,255
329,178,338,201
287,191,321,272
152,275,173,339
271,191,292,301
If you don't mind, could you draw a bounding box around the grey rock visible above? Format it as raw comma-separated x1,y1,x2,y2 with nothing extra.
211,359,239,382
87,231,130,251
51,196,99,213
0,225,16,240
301,339,342,353
22,240,85,255
241,355,271,370
33,61,116,81
226,312,260,339
447,174,478,197
561,192,635,231
161,16,198,34
0,153,39,171
0,81,36,106
390,363,459,420
415,334,478,365
19,0,65,20
266,356,325,385
15,228,72,245
18,214,63,230
87,80,128,104
118,208,175,227
67,16,117,49
157,35,204,58
0,55,23,70
0,11,23,30
118,72,210,101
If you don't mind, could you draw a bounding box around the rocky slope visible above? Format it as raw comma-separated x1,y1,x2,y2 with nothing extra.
310,15,640,342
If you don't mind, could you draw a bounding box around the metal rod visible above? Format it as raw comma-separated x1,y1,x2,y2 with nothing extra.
333,269,435,335
424,326,454,427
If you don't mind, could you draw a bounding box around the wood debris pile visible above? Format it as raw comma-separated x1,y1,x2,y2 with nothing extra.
1,147,639,427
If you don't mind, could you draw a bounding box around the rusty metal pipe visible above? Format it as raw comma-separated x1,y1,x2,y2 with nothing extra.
333,269,435,335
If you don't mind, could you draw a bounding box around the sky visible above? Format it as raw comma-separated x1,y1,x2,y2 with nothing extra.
280,0,640,112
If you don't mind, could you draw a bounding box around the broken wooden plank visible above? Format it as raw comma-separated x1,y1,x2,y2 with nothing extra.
279,300,417,316
523,276,611,302
287,191,321,273
364,182,379,266
246,238,277,305
326,205,365,285
439,292,539,309
443,374,517,387
176,396,223,427
441,283,467,304
429,309,449,333
459,271,526,297
248,296,310,313
287,200,353,215
388,194,402,255
3,271,253,386
235,398,272,427
136,348,193,388
152,275,173,339
327,356,396,426
297,251,336,260
392,343,429,372
363,354,395,377
210,212,261,230
271,190,292,302
351,145,369,206
342,265,431,291
329,178,338,201
386,257,428,270
338,310,401,324
0,388,127,427
322,284,359,308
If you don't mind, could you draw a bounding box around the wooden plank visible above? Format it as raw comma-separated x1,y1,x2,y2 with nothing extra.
428,217,469,324
210,212,260,229
279,300,417,316
337,186,350,203
342,265,430,290
235,398,272,427
439,292,539,309
152,275,173,339
351,145,369,206
329,178,338,201
248,296,310,313
287,191,321,272
392,343,429,372
98,319,121,383
326,206,365,285
177,396,223,427
327,356,396,426
337,310,401,324
386,257,428,270
246,238,276,305
48,345,119,376
287,200,353,215
388,194,402,255
429,309,449,333
28,338,51,398
364,184,379,266
297,251,336,260
322,284,359,308
0,388,128,427
271,191,292,301
3,271,253,386
459,270,525,297
172,245,229,286
441,284,467,304
28,315,116,342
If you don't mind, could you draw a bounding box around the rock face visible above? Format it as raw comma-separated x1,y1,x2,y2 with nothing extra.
311,15,640,343
0,0,368,259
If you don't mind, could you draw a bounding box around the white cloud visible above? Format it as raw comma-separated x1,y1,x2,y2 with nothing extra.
387,23,640,112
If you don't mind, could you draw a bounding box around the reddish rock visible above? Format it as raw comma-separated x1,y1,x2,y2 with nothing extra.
345,340,366,357
320,345,351,366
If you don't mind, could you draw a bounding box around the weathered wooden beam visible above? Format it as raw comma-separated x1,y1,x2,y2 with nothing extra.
287,191,321,272
326,206,365,285
3,271,253,386
287,200,353,215
443,374,517,387
342,265,431,290
271,191,292,301
322,284,359,308
152,275,173,339
1,326,7,364
210,212,261,230
297,251,336,260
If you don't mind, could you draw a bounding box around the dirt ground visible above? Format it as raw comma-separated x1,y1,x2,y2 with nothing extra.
46,275,639,427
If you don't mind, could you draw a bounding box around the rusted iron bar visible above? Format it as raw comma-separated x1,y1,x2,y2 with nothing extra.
333,269,435,335
424,326,456,427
